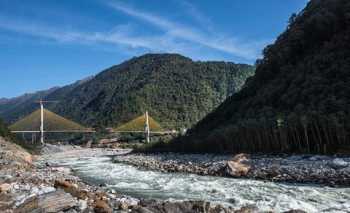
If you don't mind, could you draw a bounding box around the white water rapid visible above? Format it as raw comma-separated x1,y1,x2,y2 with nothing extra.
43,153,350,212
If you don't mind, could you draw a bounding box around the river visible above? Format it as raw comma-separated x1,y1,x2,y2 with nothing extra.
43,153,350,212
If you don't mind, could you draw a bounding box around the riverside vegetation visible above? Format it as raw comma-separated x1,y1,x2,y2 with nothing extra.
150,0,350,155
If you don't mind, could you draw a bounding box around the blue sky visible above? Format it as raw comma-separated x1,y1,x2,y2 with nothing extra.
0,0,308,98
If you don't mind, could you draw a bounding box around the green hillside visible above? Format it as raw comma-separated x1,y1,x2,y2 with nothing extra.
0,77,92,124
9,109,88,131
0,118,12,139
1,54,254,129
166,0,350,154
115,114,163,132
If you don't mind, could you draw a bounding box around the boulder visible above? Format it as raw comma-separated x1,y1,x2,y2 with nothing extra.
94,199,113,213
0,175,13,184
116,197,139,207
0,193,15,211
234,206,258,213
207,162,226,175
328,158,349,170
232,153,250,163
226,154,251,177
99,139,111,144
15,190,77,213
132,206,154,213
77,199,88,212
38,190,77,213
14,196,38,213
54,179,88,200
52,167,71,174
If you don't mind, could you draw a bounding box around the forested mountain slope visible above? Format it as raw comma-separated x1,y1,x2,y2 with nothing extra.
0,87,59,122
0,77,92,124
0,118,11,139
0,54,254,129
169,0,350,154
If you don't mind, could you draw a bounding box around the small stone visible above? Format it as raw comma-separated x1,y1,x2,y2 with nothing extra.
52,167,71,174
132,206,154,213
119,202,129,210
235,205,259,213
78,199,88,211
0,183,11,193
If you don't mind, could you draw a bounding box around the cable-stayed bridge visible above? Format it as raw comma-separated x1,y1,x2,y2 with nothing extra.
9,101,176,144
10,100,95,144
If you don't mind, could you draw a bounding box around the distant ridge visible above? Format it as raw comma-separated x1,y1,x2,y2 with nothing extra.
0,53,254,129
0,77,94,124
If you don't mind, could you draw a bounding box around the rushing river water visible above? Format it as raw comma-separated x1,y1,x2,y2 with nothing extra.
46,154,350,212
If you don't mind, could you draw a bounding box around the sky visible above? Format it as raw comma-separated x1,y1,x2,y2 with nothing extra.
0,0,308,98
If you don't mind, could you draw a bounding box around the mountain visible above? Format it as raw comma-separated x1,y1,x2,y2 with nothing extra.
0,87,59,118
167,0,350,154
0,77,93,125
0,54,254,129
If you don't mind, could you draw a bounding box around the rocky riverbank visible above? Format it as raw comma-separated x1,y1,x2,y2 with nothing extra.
2,138,281,213
113,153,350,187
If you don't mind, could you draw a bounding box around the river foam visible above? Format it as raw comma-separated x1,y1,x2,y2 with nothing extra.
46,155,350,212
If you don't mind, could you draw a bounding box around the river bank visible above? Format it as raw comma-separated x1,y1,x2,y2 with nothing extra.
113,153,350,187
2,139,350,212
0,139,260,212
44,148,350,212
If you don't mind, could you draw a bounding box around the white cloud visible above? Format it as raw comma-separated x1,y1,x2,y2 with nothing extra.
0,1,269,62
0,17,143,48
0,17,209,59
108,1,266,60
178,0,214,31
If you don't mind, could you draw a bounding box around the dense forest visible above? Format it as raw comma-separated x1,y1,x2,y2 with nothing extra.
0,120,9,137
157,0,350,154
0,77,92,125
0,119,13,140
0,54,254,130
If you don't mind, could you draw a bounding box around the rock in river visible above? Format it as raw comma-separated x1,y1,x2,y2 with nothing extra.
226,154,251,177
